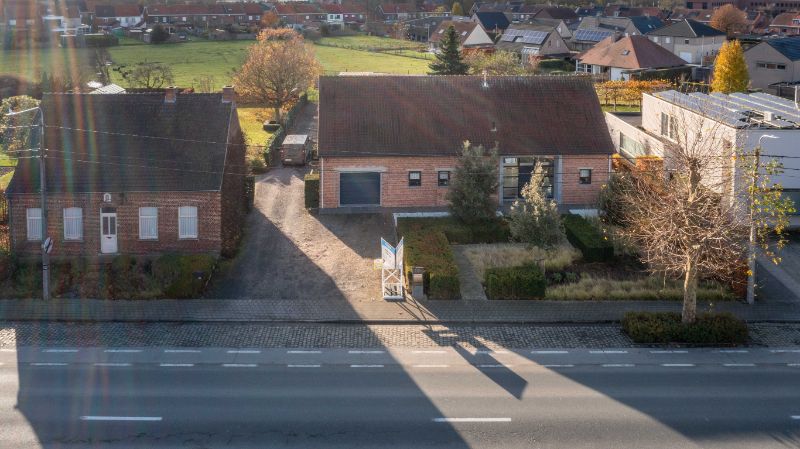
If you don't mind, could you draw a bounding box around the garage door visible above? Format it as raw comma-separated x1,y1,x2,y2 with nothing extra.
340,172,380,206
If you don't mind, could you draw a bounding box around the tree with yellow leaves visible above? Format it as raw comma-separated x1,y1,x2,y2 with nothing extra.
711,40,749,94
710,4,746,38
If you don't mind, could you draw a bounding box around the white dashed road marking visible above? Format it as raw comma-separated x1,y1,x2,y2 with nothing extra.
223,364,257,368
31,362,68,366
42,349,79,353
164,349,202,353
433,418,512,423
791,416,800,420
590,350,628,354
477,364,510,368
159,363,194,367
770,350,800,353
94,363,132,367
717,350,749,353
350,364,384,368
788,364,800,367
603,364,635,367
662,364,695,367
226,350,261,354
531,350,569,354
650,350,688,354
104,349,142,353
288,364,321,368
287,350,322,354
348,350,385,354
543,364,575,368
80,416,162,422
475,350,509,354
723,363,755,367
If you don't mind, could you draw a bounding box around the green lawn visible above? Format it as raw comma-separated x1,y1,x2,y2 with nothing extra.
601,104,642,113
317,35,424,50
0,46,95,84
0,171,14,191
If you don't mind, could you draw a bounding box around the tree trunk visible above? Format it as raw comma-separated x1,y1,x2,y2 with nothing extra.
274,106,283,125
682,256,698,324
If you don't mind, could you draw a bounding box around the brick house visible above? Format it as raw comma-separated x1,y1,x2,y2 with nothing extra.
6,87,246,258
317,75,614,212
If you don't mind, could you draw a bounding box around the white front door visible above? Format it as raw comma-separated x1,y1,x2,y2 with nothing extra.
100,212,118,254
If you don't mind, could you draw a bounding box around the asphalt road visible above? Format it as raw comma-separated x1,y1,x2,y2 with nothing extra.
1,347,800,448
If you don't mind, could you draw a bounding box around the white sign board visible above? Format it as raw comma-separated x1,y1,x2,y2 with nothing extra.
395,237,404,270
381,238,396,269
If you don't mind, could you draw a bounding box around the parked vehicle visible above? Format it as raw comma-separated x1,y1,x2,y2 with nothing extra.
280,134,311,165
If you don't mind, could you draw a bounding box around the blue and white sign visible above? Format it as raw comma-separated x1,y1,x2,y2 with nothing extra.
381,238,404,270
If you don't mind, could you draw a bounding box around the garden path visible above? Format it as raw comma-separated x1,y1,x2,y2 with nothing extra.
452,246,488,301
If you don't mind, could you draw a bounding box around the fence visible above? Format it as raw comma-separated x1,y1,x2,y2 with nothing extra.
263,93,308,167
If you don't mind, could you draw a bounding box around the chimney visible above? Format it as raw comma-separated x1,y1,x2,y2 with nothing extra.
222,85,235,104
164,86,178,103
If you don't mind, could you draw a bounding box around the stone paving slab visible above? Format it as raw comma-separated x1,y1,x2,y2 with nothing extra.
0,322,797,349
0,296,798,324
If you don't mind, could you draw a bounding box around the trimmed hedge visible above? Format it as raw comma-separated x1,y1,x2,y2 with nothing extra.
562,214,613,262
84,34,119,47
304,172,320,209
622,312,748,345
403,229,460,300
397,217,509,244
485,264,546,300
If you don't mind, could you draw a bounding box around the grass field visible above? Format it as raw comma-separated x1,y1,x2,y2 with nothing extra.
0,46,94,84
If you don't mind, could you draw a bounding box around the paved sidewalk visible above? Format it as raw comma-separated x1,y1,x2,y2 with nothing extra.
1,295,798,323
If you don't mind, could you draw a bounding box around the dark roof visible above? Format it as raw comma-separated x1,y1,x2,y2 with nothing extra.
473,11,510,31
648,19,725,37
318,75,613,157
764,36,800,61
628,15,664,34
533,6,577,21
7,93,237,195
429,21,481,44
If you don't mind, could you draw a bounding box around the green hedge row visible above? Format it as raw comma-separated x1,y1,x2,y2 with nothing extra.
485,264,546,300
622,312,748,345
402,229,460,300
397,217,509,244
562,214,613,262
304,172,320,209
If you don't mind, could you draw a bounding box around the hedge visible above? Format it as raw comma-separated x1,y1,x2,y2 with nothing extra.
402,229,460,300
485,264,546,300
622,312,748,345
304,172,320,209
397,217,509,244
84,34,119,47
562,214,613,262
152,254,216,299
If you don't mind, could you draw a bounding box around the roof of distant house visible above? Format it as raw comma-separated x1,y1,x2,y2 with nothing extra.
648,19,725,37
7,92,237,195
113,4,141,17
429,20,482,44
472,11,511,31
762,36,800,61
533,6,577,21
628,15,664,33
318,75,613,157
770,12,800,28
578,34,687,69
496,23,555,51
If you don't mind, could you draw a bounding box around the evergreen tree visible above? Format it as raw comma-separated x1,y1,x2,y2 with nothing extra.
711,40,749,93
429,25,469,75
447,142,499,224
451,2,464,16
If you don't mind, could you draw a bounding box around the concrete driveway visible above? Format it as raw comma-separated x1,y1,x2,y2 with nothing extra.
209,166,394,301
757,237,800,303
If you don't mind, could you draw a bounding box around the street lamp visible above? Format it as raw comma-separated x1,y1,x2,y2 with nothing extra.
746,134,778,305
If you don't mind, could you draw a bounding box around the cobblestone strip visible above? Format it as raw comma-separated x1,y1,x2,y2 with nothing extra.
0,322,797,349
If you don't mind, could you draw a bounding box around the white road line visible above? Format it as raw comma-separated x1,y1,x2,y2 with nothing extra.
603,364,635,367
477,364,511,368
164,349,202,353
348,350,385,354
770,350,800,353
717,349,749,353
590,350,628,354
0,349,16,352
723,363,756,367
80,416,162,422
413,364,450,368
475,350,509,354
412,350,447,354
94,363,132,367
531,350,569,354
159,363,194,367
31,362,68,366
543,364,575,368
433,418,512,423
350,364,384,368
287,350,322,354
288,364,321,368
788,364,800,367
662,363,695,367
103,349,142,353
226,350,261,354
223,363,257,368
650,350,688,354
42,349,79,353
791,416,800,420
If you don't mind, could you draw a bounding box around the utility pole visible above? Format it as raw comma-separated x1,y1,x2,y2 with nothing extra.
746,134,778,305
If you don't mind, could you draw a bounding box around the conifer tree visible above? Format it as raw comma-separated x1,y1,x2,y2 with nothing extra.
711,40,749,94
429,25,469,75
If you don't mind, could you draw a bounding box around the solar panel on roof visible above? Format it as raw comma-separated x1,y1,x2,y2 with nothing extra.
574,28,612,42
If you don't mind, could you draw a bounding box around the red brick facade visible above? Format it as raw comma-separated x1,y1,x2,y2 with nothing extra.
9,191,223,257
320,154,610,209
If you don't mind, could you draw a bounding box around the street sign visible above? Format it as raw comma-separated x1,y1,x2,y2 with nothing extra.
42,237,53,255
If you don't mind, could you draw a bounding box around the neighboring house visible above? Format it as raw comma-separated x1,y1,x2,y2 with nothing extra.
576,34,688,80
93,4,142,28
527,17,572,40
429,20,493,49
578,16,664,37
90,83,126,94
6,87,246,257
605,89,800,227
378,3,414,22
405,16,457,41
646,19,725,64
745,36,800,92
768,12,800,36
496,23,569,59
668,8,714,24
471,11,511,34
340,2,367,25
317,75,613,212
144,3,256,28
570,27,616,51
531,6,578,25
604,5,665,19
274,3,326,28
321,4,344,26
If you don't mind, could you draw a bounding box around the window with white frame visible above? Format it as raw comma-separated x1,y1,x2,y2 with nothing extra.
26,208,42,241
178,206,198,239
139,207,158,240
63,207,82,240
579,168,592,184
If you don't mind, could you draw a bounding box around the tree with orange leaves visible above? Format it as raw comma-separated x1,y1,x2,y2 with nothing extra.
260,11,280,29
233,29,321,122
710,4,746,37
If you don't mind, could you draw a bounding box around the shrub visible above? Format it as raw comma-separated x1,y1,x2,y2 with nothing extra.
397,217,509,245
545,274,734,301
622,312,748,345
562,214,613,262
304,172,320,209
152,254,216,298
447,142,499,224
403,229,460,299
508,166,565,248
84,34,119,47
462,243,579,280
537,59,574,72
150,24,170,44
249,157,266,174
485,264,546,300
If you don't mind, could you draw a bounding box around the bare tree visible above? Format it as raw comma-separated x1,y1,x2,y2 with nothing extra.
615,112,746,323
193,75,217,93
233,29,320,123
117,61,175,89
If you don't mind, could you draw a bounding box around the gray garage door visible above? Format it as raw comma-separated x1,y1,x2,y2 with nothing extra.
340,172,380,206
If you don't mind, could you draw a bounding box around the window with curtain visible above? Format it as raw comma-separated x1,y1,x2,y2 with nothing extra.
26,208,42,241
178,206,198,239
139,207,158,240
63,207,82,240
